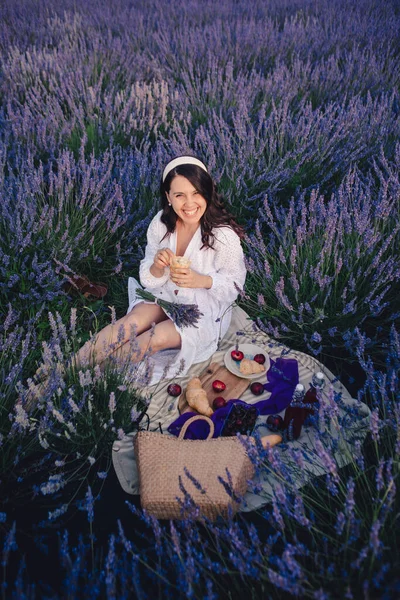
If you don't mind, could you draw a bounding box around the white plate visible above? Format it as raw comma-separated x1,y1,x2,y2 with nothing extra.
224,344,270,380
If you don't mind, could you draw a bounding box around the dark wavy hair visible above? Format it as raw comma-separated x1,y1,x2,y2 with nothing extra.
159,161,244,249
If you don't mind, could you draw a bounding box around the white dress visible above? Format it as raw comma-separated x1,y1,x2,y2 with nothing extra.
127,210,247,385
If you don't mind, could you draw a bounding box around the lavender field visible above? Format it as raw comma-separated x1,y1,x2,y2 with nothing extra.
1,0,399,597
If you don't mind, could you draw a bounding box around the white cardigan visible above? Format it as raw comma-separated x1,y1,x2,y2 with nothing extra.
127,210,247,384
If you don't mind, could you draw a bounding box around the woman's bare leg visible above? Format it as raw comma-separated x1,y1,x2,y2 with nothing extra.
72,302,168,369
24,308,180,408
113,319,181,363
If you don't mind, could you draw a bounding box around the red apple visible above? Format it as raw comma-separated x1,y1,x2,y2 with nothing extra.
250,381,264,395
266,414,283,432
253,353,266,365
212,396,227,410
212,380,226,393
167,383,182,397
231,349,244,361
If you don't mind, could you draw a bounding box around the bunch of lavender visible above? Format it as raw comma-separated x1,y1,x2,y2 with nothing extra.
135,288,203,329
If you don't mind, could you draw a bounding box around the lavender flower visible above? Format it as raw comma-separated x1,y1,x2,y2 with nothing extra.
70,308,77,335
311,331,322,343
335,511,345,536
314,440,339,484
369,520,383,557
108,391,116,416
83,485,95,524
370,409,380,442
12,404,30,431
40,474,66,495
2,522,17,567
275,277,294,311
105,534,116,596
48,504,68,522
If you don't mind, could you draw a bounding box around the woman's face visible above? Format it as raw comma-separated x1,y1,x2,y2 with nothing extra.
166,175,207,225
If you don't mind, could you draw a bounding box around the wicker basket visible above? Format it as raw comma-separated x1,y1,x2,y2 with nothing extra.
134,415,254,520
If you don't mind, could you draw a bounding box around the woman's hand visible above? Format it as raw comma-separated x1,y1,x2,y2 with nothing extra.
153,248,174,269
150,248,174,278
170,267,212,289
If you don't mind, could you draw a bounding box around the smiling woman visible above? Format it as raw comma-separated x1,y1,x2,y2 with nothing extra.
62,155,247,385
167,175,208,222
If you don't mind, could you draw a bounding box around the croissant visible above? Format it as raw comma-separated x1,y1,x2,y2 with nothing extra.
260,434,282,449
249,433,282,449
239,358,265,375
186,377,213,416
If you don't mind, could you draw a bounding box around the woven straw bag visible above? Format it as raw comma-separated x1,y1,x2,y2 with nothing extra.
134,415,254,520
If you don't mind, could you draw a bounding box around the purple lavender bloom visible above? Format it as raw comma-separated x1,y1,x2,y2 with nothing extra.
48,504,68,522
105,534,116,596
275,277,294,311
83,485,95,524
267,567,304,597
369,520,383,556
311,331,322,343
183,467,207,495
335,511,345,536
344,478,356,518
40,474,66,496
293,495,310,528
375,459,385,492
2,521,17,567
370,409,380,442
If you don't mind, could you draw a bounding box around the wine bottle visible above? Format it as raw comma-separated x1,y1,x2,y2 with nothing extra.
312,371,325,390
303,372,325,414
283,384,306,440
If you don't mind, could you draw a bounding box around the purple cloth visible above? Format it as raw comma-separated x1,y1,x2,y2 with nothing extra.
167,357,299,440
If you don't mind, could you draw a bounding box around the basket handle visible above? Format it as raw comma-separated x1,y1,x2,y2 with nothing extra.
178,415,215,440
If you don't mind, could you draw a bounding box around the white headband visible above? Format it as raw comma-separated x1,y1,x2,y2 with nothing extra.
162,156,208,182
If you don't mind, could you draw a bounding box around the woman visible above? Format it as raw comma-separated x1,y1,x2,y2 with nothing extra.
35,156,247,389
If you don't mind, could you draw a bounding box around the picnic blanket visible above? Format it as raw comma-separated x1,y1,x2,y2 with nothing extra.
112,304,371,512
